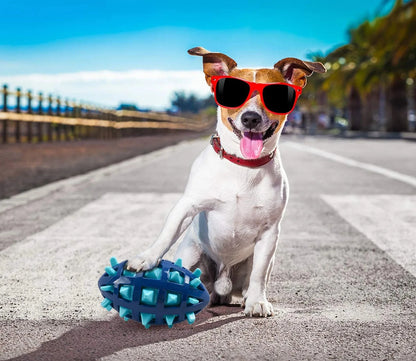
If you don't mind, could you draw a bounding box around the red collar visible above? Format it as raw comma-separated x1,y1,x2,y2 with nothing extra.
210,134,275,168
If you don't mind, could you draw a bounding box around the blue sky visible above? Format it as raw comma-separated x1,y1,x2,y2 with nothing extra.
0,0,391,109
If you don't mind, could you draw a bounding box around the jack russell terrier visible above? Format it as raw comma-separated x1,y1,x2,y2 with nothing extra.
127,47,325,317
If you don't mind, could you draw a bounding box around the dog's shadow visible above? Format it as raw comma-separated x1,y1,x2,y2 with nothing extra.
10,305,244,361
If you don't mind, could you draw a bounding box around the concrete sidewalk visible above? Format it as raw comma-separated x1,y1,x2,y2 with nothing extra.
0,131,210,199
1,136,415,360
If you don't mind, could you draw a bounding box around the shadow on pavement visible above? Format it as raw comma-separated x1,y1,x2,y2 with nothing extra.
9,305,244,361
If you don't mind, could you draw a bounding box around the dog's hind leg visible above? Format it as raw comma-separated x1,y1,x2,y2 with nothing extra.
175,212,208,268
231,256,253,301
174,226,203,270
175,213,217,297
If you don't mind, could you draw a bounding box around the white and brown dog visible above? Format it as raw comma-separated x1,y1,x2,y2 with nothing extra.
127,47,325,317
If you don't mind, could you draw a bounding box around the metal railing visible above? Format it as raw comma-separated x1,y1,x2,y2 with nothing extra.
0,84,212,143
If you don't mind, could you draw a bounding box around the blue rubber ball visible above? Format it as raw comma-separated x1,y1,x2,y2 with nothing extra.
98,258,210,328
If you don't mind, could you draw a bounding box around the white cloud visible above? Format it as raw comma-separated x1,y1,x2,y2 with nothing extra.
0,70,211,110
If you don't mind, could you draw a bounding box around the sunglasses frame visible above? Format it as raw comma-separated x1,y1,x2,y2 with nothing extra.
211,75,303,115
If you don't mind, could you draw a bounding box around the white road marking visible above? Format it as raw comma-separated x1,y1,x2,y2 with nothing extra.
0,192,181,320
0,140,195,215
322,194,416,278
285,141,416,188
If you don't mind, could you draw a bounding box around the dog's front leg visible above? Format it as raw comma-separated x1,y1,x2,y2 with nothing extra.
243,223,280,317
127,195,201,272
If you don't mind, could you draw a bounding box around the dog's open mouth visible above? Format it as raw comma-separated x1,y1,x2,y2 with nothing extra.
228,118,278,159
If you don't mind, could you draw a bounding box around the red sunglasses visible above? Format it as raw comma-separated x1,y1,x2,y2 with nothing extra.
211,76,302,115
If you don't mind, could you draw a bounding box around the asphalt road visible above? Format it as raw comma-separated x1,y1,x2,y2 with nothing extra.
0,135,415,361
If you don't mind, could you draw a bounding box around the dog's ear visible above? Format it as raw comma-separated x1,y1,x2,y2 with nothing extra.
188,46,237,87
274,58,326,87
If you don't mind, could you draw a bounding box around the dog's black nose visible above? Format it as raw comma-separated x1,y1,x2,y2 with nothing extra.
241,111,261,130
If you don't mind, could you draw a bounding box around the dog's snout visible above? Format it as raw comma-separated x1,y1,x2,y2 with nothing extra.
241,111,261,130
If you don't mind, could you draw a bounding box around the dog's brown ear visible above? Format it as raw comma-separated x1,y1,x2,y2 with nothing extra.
188,46,237,86
274,58,326,87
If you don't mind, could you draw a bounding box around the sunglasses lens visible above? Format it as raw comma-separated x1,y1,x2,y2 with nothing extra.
263,84,297,113
215,78,250,107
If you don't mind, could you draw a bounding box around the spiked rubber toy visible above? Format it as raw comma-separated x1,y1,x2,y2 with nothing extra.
98,258,209,329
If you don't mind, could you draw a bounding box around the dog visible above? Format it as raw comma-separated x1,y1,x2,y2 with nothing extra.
127,47,325,317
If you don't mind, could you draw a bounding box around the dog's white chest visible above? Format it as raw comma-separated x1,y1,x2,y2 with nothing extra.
209,190,281,261
189,148,287,266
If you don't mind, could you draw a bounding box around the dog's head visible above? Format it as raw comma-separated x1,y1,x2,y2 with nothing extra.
189,46,326,159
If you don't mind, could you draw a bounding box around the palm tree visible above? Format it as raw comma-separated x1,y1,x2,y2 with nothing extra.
362,0,416,131
314,23,373,130
312,0,416,131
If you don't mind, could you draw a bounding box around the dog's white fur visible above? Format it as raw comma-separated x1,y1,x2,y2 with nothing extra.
127,47,325,317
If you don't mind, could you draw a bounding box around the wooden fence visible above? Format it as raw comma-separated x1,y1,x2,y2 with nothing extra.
0,84,213,143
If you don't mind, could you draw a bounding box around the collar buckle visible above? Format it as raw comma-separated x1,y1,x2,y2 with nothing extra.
210,133,219,145
210,133,224,160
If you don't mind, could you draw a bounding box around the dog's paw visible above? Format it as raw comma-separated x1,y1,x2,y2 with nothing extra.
243,297,274,317
126,253,160,272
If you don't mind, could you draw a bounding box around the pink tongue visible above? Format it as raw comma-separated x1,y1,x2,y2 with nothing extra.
240,132,263,159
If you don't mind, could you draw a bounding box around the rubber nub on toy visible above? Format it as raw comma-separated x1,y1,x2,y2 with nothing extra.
164,314,177,328
141,313,155,329
119,285,134,301
141,288,158,306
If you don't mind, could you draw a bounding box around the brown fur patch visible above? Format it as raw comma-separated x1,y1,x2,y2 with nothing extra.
229,69,256,81
255,69,285,83
219,69,255,130
218,68,287,134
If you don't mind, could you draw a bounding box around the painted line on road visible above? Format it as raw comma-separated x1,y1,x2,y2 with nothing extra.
285,141,416,188
0,139,201,215
322,194,416,278
0,192,181,321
